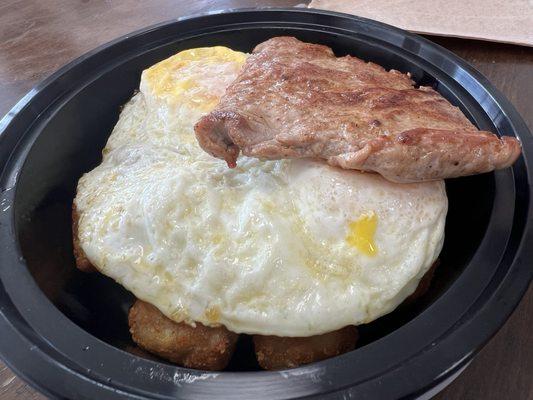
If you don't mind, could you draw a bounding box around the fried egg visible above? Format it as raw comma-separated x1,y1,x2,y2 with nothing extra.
75,47,448,337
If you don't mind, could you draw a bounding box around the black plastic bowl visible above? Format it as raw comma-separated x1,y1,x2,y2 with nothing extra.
0,8,532,400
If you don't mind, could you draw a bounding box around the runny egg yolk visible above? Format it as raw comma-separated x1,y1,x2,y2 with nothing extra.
346,212,378,256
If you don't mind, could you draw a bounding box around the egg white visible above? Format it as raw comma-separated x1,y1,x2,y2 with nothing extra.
75,47,448,337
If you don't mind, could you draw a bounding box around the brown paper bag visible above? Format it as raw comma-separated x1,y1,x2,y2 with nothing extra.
309,0,533,47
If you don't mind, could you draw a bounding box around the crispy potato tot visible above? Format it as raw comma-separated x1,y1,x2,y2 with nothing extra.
253,326,358,370
72,205,96,273
129,300,239,370
403,260,439,305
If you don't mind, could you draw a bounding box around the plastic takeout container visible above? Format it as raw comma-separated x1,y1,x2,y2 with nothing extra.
0,8,532,400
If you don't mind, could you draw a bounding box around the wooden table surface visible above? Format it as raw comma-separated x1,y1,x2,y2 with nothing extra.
0,1,532,399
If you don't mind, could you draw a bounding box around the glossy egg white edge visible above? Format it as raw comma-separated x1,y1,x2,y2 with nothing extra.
74,47,448,337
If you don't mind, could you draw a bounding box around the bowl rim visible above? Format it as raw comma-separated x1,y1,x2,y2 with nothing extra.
0,7,532,400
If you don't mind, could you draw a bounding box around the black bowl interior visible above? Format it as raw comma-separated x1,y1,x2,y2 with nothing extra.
14,27,497,371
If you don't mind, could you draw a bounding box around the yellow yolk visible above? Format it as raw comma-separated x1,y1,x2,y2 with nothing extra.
346,212,378,256
142,47,247,111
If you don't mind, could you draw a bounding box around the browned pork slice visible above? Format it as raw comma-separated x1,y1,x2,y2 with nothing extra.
194,37,521,183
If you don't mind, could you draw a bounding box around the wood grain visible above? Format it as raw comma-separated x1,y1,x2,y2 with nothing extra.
0,1,531,399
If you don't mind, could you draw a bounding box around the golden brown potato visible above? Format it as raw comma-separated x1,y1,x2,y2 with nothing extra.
128,300,239,370
403,260,439,305
253,326,358,370
71,204,96,273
